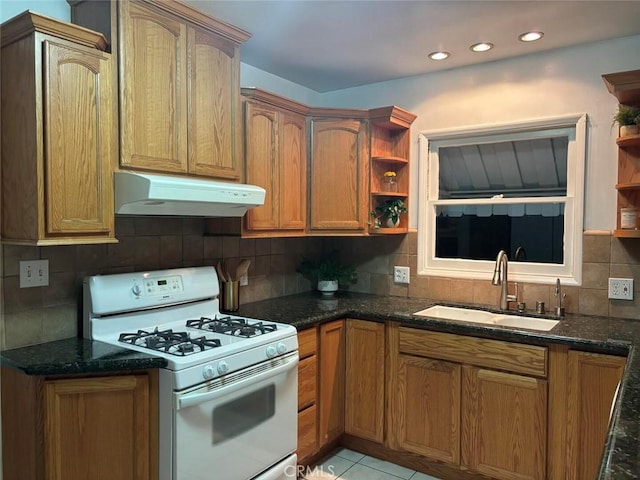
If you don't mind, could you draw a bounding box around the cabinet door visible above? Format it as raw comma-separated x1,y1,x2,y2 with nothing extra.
319,320,345,447
245,102,280,230
44,375,150,480
345,319,384,443
43,38,113,236
298,405,318,464
280,111,307,230
310,119,369,232
119,1,188,173
397,354,461,464
566,351,625,480
462,367,547,480
187,25,241,180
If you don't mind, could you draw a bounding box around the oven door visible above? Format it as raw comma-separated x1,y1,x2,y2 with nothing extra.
173,352,298,480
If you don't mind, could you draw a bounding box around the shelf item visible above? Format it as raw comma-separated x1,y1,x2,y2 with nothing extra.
603,69,640,237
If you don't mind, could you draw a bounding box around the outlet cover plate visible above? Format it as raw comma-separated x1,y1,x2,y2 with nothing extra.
608,277,634,300
393,266,410,284
19,260,49,288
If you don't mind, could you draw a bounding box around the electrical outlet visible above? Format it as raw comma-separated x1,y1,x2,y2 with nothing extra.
393,266,410,284
239,273,249,286
19,260,49,288
608,278,634,300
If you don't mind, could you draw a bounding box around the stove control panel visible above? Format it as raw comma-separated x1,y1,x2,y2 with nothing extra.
141,275,184,296
266,342,288,358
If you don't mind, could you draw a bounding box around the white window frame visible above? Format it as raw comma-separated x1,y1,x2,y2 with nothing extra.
417,113,587,286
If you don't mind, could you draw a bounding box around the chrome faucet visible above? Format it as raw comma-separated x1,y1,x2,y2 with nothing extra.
492,250,518,311
554,278,566,317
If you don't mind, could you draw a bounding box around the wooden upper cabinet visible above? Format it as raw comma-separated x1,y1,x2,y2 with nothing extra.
187,25,242,179
72,0,249,181
310,118,370,232
1,12,115,245
243,89,307,235
119,1,188,173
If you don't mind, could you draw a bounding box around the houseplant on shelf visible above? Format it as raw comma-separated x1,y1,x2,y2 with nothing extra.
371,199,408,228
613,104,640,137
298,250,357,296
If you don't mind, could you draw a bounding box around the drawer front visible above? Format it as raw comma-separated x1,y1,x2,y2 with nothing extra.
298,355,317,410
297,404,318,464
298,327,317,359
399,327,547,377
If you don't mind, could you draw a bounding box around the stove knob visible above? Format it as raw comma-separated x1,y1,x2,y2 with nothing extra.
203,365,215,380
217,361,229,375
276,342,287,354
266,345,277,358
131,284,142,297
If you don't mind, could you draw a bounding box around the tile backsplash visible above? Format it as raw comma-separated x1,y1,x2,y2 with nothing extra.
2,222,639,350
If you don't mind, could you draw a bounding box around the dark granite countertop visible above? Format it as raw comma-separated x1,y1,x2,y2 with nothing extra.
236,291,640,480
1,337,167,376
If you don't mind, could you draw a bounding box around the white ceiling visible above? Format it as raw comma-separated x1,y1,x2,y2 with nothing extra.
184,0,640,93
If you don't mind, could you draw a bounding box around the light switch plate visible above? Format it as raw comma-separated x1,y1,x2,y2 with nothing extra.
19,260,49,288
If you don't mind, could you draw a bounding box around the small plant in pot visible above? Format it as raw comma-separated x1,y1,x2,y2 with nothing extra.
371,199,408,228
297,250,357,296
613,104,640,137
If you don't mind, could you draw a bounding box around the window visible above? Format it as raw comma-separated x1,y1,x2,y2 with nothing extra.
418,114,587,285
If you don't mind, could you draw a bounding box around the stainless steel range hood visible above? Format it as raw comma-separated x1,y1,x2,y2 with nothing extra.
114,172,266,217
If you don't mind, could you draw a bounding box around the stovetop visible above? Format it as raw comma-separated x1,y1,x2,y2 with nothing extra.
83,267,299,388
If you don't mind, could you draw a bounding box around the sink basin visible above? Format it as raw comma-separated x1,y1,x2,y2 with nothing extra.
413,305,559,331
414,305,496,323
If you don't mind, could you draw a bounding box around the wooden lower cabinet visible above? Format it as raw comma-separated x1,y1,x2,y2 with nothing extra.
565,351,625,480
318,320,346,447
2,367,158,480
396,355,460,464
345,319,385,443
462,367,547,480
298,404,318,463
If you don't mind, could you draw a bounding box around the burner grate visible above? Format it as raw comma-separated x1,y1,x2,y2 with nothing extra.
118,328,221,356
186,316,278,338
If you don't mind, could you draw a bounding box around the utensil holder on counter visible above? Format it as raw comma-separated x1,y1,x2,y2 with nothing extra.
221,281,240,312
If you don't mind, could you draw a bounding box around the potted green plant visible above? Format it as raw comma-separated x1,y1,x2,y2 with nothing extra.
371,199,408,228
298,250,357,296
613,104,640,137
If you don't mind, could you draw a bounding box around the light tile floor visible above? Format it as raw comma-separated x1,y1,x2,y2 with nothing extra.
301,448,442,480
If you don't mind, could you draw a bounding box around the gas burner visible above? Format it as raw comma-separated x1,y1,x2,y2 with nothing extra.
186,316,278,338
119,328,221,356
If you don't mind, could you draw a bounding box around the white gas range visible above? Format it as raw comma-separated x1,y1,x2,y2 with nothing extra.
83,266,299,480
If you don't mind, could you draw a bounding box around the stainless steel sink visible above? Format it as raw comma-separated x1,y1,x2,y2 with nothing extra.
413,305,559,331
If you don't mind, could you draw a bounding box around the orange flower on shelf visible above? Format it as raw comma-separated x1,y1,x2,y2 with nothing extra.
383,171,397,192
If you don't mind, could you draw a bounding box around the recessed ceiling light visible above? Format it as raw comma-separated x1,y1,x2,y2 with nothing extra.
470,42,494,52
519,31,544,42
428,51,450,60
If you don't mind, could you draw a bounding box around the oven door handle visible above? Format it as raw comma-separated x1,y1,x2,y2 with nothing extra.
176,354,298,410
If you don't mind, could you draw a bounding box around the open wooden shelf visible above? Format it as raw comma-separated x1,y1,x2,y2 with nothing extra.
616,135,640,147
372,156,409,164
613,228,640,238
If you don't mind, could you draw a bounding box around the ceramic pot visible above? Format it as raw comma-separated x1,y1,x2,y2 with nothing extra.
386,217,400,228
317,280,339,297
620,125,640,137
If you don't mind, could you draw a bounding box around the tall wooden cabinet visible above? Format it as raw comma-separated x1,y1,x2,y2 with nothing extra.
1,12,115,245
309,117,370,233
318,319,346,447
70,0,249,181
2,367,158,480
602,69,640,237
242,89,308,236
345,319,385,443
